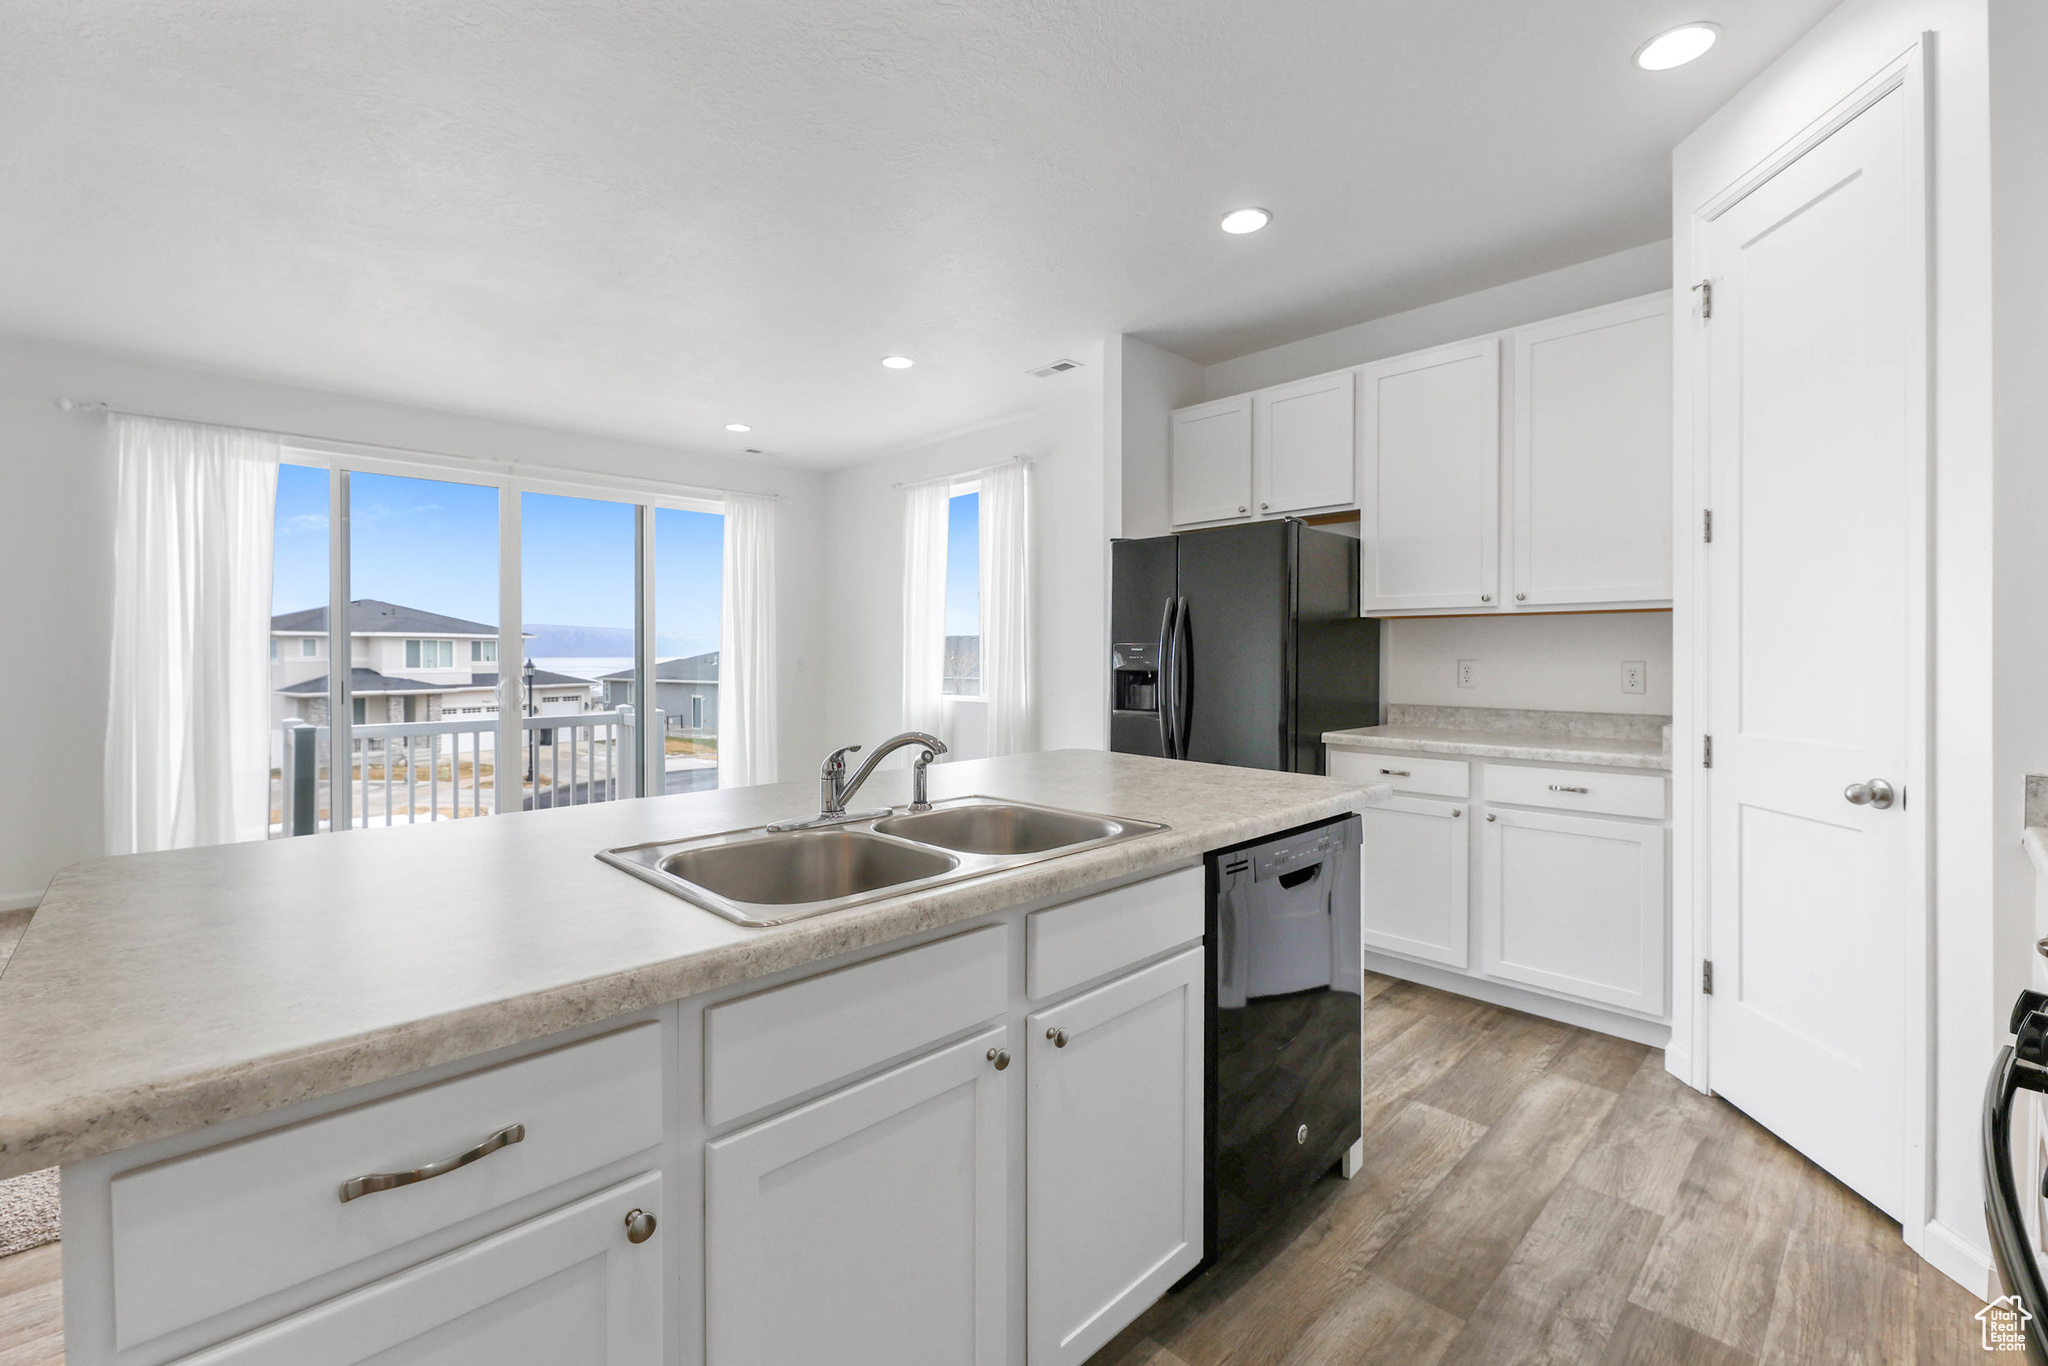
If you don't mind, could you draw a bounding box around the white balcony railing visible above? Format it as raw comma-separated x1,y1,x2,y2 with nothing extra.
278,706,659,833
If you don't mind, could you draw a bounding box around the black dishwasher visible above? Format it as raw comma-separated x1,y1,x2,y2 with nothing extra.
1204,813,1363,1266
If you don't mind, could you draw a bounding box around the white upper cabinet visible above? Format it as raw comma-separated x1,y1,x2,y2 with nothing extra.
1510,294,1673,607
1358,338,1502,611
1254,370,1355,515
1168,396,1253,527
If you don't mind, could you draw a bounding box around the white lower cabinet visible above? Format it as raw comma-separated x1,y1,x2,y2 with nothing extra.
1027,947,1205,1366
704,1024,1011,1366
172,1172,664,1366
1358,795,1470,968
1482,808,1668,1016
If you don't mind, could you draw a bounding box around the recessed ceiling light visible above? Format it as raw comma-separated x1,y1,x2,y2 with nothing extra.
724,422,752,433
1220,207,1272,235
1635,22,1719,70
880,355,915,369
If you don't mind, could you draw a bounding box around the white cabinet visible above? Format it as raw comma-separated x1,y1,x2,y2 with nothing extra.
1510,295,1673,607
705,1025,1010,1366
1169,396,1253,526
171,1172,664,1366
1481,808,1667,1016
1358,795,1470,968
1358,338,1502,611
1254,370,1354,515
1027,947,1204,1366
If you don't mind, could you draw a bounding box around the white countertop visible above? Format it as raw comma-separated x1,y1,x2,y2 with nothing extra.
1324,704,1673,772
0,749,1388,1178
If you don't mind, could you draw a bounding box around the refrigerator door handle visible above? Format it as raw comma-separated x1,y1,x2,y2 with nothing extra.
1157,597,1178,759
1173,596,1193,759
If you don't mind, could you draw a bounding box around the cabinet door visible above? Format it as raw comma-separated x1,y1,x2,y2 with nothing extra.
1481,808,1667,1015
172,1172,663,1366
1358,796,1470,967
1028,947,1203,1366
705,1025,1009,1366
1169,396,1252,526
1255,370,1355,514
1358,338,1501,611
1510,294,1673,606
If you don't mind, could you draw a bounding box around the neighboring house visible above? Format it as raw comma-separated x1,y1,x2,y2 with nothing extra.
600,652,719,734
271,600,593,730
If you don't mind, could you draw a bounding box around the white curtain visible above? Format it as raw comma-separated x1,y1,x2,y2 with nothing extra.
979,460,1035,756
104,416,280,854
900,477,951,741
718,492,779,787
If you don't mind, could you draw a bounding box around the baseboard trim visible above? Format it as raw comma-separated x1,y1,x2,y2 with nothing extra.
1920,1217,1995,1301
0,889,42,914
1362,950,1672,1048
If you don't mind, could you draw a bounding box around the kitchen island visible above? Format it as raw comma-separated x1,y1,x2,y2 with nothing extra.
0,749,1386,1366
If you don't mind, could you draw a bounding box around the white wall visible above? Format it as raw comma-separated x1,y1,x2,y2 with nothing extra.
1107,336,1205,542
1670,0,2000,1291
822,347,1109,769
0,334,830,910
1382,612,1673,715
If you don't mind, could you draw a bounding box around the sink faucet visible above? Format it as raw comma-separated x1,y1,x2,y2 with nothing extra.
767,732,947,831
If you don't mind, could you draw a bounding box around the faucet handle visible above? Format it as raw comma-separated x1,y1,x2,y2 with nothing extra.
822,743,862,772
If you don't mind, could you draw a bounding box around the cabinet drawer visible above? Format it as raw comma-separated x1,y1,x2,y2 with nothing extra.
705,925,1007,1126
1028,868,1203,1000
1330,748,1469,798
111,1022,663,1350
1482,764,1665,819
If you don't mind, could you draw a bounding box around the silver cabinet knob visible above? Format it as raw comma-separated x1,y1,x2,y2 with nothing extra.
1260,502,1270,511
1480,594,1492,603
1047,1027,1069,1048
1451,808,1462,818
1515,592,1526,601
624,1208,657,1244
986,1047,1010,1071
1844,778,1896,810
1237,505,1248,514
1486,813,1496,822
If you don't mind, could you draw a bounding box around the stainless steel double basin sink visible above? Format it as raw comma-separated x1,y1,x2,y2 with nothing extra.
597,796,1169,927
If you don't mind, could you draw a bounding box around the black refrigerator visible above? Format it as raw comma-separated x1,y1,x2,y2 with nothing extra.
1110,520,1380,774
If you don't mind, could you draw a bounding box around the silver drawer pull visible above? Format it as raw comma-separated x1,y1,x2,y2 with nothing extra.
1548,784,1589,794
1379,768,1411,777
339,1123,525,1203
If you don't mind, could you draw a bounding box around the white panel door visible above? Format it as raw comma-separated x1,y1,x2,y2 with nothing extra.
1357,796,1470,967
1028,947,1204,1366
1169,396,1252,527
1704,85,1914,1218
1482,808,1667,1015
1254,370,1355,515
1511,294,1673,606
1358,338,1501,611
171,1173,663,1366
705,1026,1009,1366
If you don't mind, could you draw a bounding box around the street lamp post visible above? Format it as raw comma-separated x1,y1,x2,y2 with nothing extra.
523,658,537,789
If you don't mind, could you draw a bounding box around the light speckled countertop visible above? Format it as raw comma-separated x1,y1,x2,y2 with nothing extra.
0,749,1387,1178
1324,704,1673,772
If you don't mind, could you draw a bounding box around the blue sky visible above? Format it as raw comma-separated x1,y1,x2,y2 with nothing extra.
946,490,979,636
273,463,724,657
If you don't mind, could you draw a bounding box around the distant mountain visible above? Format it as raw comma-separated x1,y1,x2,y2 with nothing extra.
523,623,716,658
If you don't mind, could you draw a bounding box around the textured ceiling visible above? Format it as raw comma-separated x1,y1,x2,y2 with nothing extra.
1,1,1835,465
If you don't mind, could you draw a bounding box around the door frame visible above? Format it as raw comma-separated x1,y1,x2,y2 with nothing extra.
1671,37,1933,1252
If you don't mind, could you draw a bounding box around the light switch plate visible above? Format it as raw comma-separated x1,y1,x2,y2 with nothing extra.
1622,661,1646,695
1457,659,1476,690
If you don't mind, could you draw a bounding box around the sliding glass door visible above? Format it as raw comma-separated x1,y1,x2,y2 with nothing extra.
655,506,724,793
520,492,639,809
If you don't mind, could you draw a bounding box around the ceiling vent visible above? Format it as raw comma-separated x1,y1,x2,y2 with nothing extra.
1028,358,1084,378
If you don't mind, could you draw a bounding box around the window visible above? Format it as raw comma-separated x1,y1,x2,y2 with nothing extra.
352,697,366,725
406,639,454,668
656,506,725,792
471,639,498,663
271,638,278,662
944,489,980,696
301,637,317,657
690,694,704,730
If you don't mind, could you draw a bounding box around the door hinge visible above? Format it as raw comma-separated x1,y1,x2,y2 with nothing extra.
1702,734,1713,769
1702,960,1715,995
1702,508,1713,543
1693,279,1713,320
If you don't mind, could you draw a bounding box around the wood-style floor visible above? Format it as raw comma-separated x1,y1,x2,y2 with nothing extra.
0,975,2006,1365
1090,975,2004,1366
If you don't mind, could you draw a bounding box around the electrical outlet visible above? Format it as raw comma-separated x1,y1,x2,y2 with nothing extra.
1622,661,1646,695
1457,659,1476,690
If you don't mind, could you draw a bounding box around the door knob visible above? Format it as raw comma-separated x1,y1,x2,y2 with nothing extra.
1844,778,1896,810
624,1208,657,1244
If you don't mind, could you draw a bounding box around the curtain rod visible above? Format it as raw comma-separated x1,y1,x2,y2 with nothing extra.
892,453,1033,491
53,397,781,503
